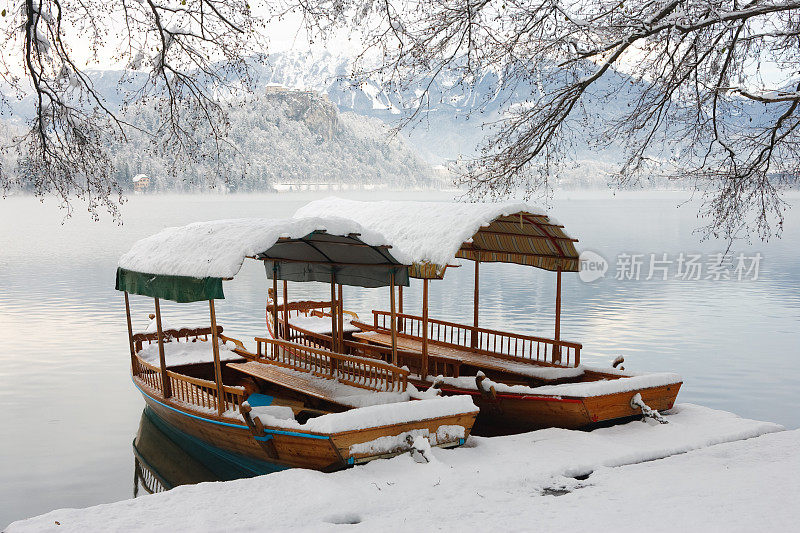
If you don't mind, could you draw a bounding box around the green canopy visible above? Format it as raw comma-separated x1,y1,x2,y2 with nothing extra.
116,268,224,303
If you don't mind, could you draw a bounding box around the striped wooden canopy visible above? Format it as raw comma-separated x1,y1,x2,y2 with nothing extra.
293,199,580,279
455,211,579,273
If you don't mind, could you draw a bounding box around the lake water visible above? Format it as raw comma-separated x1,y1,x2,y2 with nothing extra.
1,190,799,527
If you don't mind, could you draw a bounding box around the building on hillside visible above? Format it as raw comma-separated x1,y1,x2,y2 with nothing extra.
431,164,455,188
265,84,293,94
132,174,151,192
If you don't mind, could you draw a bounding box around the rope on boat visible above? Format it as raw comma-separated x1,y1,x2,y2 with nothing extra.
612,355,625,370
630,393,668,424
474,372,498,403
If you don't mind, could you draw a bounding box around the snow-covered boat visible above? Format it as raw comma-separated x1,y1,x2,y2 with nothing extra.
115,217,479,472
280,198,683,434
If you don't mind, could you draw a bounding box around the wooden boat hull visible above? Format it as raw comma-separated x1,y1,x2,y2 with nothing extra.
135,378,476,471
137,383,329,470
437,382,682,435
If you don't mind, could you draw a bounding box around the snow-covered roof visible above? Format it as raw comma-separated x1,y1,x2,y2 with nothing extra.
118,216,393,279
116,198,580,302
294,197,580,275
132,173,149,182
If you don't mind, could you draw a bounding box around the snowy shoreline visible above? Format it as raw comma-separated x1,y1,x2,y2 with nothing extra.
8,403,798,532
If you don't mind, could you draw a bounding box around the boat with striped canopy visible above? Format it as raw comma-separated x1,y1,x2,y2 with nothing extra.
277,198,682,434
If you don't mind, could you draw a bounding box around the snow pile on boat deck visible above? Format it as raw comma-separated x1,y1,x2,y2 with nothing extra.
438,369,682,397
10,404,795,532
524,371,683,396
433,366,682,396
137,339,241,368
250,395,477,434
294,197,549,267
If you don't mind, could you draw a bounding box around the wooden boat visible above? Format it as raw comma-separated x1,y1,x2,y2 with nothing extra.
282,198,683,434
116,218,479,472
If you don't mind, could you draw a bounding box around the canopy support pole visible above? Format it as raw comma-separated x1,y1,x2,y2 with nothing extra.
554,267,562,363
153,297,171,398
337,284,344,352
330,273,338,352
389,272,398,366
209,300,225,416
124,292,136,372
398,285,404,331
472,253,480,349
282,280,290,341
272,263,279,340
421,279,429,380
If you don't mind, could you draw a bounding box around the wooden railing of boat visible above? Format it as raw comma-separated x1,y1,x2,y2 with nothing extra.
266,299,358,341
132,325,221,351
133,354,247,413
370,311,582,367
131,327,247,414
285,322,462,378
242,336,410,393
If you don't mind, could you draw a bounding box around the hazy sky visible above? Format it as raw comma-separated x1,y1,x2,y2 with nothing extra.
0,5,351,77
0,4,793,91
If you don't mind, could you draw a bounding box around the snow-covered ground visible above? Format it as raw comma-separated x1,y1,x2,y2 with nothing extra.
8,404,796,532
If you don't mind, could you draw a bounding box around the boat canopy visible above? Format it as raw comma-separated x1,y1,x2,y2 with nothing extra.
115,217,409,303
294,198,580,278
259,231,409,288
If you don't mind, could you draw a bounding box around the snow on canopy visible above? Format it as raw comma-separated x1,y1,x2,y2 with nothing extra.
117,216,393,279
294,197,580,276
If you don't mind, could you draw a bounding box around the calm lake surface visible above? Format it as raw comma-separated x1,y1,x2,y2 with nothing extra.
1,190,799,527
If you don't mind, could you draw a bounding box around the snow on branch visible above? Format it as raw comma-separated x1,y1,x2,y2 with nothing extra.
0,0,267,219
295,0,800,241
736,89,800,103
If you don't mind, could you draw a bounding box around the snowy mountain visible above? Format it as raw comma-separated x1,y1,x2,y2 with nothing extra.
256,52,637,166
1,50,718,190
109,87,437,192
258,51,528,163
1,50,629,167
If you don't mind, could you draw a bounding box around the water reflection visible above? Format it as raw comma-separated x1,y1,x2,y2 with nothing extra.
133,408,220,495
132,407,283,497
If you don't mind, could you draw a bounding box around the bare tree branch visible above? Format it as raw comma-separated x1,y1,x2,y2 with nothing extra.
0,0,267,219
295,0,800,241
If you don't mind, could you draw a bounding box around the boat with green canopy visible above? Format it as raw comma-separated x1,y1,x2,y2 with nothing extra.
116,217,478,472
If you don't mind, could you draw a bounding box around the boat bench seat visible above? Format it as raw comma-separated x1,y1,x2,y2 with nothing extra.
228,362,354,408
